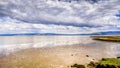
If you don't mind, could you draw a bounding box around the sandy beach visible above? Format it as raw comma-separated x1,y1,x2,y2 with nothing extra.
0,36,119,68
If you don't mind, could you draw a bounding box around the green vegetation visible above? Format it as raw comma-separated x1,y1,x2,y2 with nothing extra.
100,58,120,66
87,58,120,68
91,36,120,42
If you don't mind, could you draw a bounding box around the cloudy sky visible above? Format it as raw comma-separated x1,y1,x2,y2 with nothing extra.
0,0,120,34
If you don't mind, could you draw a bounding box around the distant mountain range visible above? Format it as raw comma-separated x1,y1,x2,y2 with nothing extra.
0,31,120,36
80,31,120,35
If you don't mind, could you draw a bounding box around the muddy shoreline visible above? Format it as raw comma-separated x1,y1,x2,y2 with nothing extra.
0,43,117,68
0,36,119,68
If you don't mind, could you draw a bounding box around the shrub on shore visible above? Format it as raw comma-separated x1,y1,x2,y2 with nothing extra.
71,64,85,68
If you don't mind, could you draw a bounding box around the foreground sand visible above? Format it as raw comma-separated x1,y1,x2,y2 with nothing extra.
0,43,117,68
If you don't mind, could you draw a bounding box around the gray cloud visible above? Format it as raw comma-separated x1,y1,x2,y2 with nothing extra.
0,0,120,34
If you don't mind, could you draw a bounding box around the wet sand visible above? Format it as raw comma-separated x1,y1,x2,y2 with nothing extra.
0,36,119,68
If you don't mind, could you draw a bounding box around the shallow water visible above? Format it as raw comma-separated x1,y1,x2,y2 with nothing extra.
0,36,120,57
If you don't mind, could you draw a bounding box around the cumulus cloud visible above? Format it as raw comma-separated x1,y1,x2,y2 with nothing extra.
0,17,119,34
0,0,120,34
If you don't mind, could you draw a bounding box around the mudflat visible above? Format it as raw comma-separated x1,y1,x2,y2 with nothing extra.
0,36,119,68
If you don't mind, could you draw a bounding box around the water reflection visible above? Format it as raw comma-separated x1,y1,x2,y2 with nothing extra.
0,36,119,57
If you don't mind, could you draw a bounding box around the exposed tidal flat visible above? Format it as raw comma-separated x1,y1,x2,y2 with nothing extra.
0,36,120,68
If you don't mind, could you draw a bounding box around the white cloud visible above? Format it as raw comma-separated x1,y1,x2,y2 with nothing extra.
0,0,120,34
0,17,119,34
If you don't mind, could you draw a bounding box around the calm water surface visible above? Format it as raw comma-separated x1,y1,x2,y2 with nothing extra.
0,36,120,57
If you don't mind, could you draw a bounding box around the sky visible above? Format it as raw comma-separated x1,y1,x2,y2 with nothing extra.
0,0,120,34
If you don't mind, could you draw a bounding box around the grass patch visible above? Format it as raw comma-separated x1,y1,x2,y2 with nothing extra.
100,58,120,66
87,58,120,68
91,36,120,42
